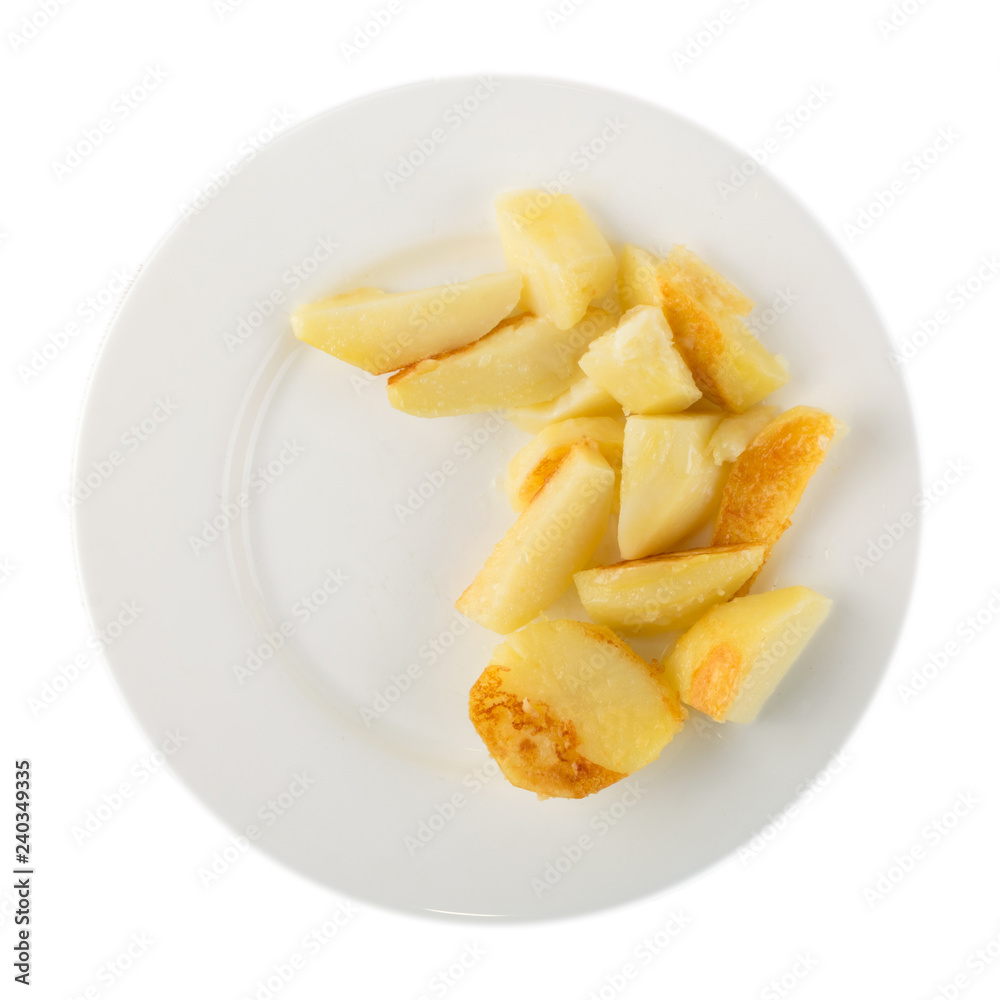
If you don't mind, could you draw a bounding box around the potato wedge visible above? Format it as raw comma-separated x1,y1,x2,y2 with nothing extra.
618,414,725,560
505,376,622,432
469,619,687,798
574,544,766,635
291,272,521,374
709,404,779,465
579,305,702,414
657,279,788,412
664,586,831,723
659,244,754,317
617,244,665,313
713,406,840,595
456,441,615,634
505,417,624,512
496,191,616,330
386,308,615,417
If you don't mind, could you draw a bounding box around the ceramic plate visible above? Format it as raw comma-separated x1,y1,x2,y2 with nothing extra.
73,76,920,919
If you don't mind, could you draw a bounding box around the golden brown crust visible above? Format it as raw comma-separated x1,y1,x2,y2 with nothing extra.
712,406,836,596
387,314,526,385
469,665,624,800
688,642,743,721
515,446,574,508
657,280,731,408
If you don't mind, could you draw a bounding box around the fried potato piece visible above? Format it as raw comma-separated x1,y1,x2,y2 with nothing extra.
659,244,754,317
456,441,615,634
291,272,521,374
664,586,831,723
574,544,766,635
505,417,624,512
617,245,666,314
469,619,687,798
712,406,841,595
496,191,617,330
386,308,614,417
709,405,779,465
579,305,702,414
657,279,788,413
618,414,725,560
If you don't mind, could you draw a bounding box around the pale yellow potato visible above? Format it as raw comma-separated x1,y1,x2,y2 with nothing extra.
456,441,615,634
659,244,755,316
469,619,687,798
574,544,766,635
617,245,664,313
618,414,725,560
505,376,622,432
579,304,701,414
664,586,832,723
496,191,616,330
713,406,841,594
292,272,521,375
709,405,779,465
505,417,624,512
386,308,615,417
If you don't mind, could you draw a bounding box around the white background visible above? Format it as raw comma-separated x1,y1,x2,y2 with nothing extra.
3,0,1000,997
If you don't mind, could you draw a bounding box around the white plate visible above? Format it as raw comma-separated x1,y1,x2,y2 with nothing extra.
73,76,920,920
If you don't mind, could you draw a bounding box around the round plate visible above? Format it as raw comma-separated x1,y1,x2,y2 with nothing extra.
73,76,920,919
